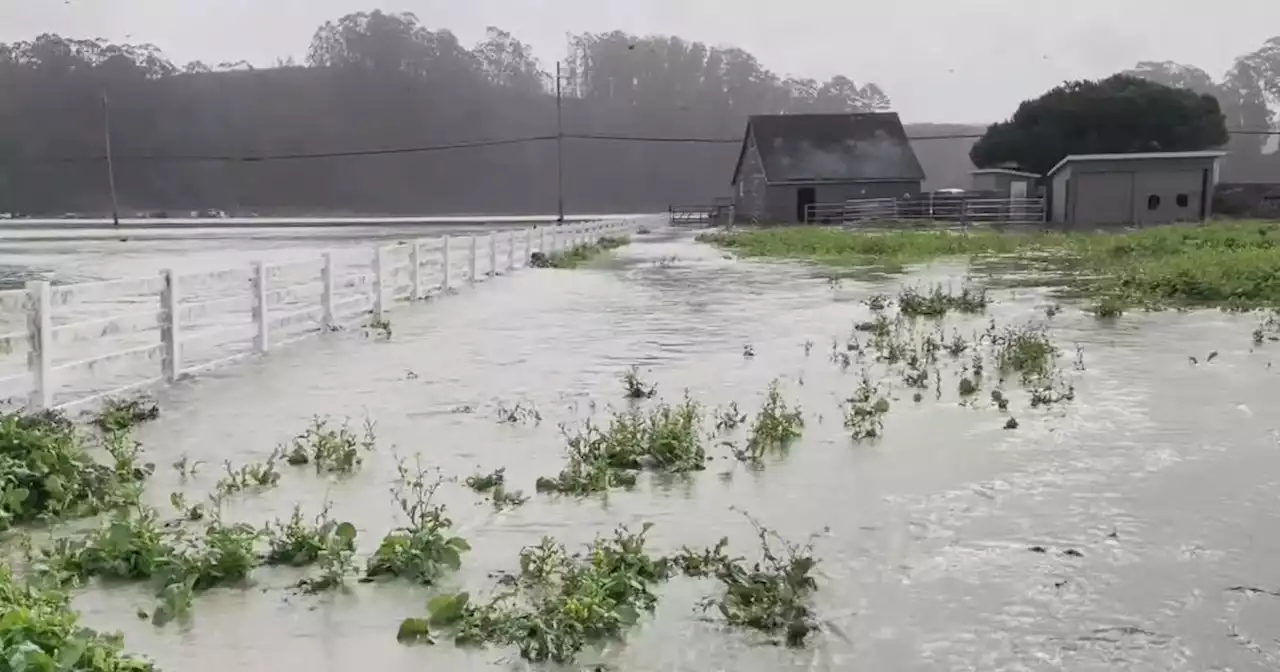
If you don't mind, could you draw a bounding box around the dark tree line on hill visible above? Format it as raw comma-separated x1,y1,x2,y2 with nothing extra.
2,11,1277,216
0,11,901,216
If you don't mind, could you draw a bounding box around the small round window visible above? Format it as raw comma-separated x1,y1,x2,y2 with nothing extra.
1176,193,1189,207
1147,195,1161,210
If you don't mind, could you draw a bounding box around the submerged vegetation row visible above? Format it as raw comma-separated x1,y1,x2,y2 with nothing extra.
528,235,630,269
699,221,1280,311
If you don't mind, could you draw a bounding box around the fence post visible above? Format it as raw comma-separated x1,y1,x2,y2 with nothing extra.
160,270,181,383
372,246,386,321
524,228,533,265
469,235,478,283
488,230,498,277
507,231,516,271
252,262,269,353
410,241,423,300
321,252,335,329
441,235,452,291
539,227,547,254
25,280,52,411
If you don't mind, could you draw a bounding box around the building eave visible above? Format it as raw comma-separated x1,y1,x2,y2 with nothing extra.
1045,150,1229,179
767,177,923,186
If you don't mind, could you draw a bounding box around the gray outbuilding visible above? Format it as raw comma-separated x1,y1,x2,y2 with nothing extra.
970,168,1040,198
730,112,925,223
1045,150,1226,227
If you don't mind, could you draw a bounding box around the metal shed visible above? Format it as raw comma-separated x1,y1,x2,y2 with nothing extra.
729,113,926,223
970,168,1040,198
1045,150,1226,227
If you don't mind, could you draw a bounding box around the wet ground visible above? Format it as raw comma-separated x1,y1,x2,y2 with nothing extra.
19,228,1280,670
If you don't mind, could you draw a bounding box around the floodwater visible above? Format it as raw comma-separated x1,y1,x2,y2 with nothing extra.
0,221,583,286
25,228,1280,669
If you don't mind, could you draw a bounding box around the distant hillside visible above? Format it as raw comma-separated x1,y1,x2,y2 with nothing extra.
906,123,986,190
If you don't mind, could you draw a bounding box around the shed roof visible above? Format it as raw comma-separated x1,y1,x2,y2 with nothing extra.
1045,150,1227,178
731,112,926,185
970,168,1040,179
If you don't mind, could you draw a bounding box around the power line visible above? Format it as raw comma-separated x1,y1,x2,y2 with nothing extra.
4,128,1278,165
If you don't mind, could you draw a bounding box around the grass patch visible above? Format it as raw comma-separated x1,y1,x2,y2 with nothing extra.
700,221,1280,310
529,236,630,269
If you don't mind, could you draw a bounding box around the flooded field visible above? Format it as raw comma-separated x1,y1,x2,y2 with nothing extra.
7,228,1280,670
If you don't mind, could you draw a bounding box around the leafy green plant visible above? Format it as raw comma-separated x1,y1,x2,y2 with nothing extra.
495,402,541,425
366,460,470,584
283,417,375,474
737,381,804,463
93,396,160,433
621,365,657,399
0,411,148,532
897,284,989,317
214,457,280,496
368,318,393,339
404,524,670,663
689,513,824,648
842,375,890,441
536,397,706,494
714,401,748,431
993,324,1058,383
0,564,156,671
464,468,505,493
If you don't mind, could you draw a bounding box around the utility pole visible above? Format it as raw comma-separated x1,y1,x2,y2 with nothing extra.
555,61,564,224
101,92,121,227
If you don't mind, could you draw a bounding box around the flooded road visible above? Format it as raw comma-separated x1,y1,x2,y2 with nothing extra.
53,229,1280,670
0,221,578,286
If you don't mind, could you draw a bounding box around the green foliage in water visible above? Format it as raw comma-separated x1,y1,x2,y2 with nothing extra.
701,222,1280,310
897,283,989,317
679,514,824,648
28,504,262,624
529,235,631,269
404,517,828,661
733,380,804,464
263,503,358,592
282,417,375,474
0,411,149,532
400,524,672,662
366,461,471,585
992,324,1058,384
843,375,890,441
535,396,706,494
0,564,155,671
93,396,160,433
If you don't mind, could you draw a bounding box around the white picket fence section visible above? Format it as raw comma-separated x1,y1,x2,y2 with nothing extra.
0,220,633,413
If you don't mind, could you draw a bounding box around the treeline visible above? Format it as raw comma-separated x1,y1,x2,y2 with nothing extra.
0,12,913,216
1,12,1276,216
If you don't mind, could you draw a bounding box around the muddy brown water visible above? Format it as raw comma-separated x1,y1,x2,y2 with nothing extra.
27,229,1280,670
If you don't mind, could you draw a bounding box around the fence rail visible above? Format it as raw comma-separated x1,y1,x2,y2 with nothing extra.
804,197,1046,226
0,220,634,413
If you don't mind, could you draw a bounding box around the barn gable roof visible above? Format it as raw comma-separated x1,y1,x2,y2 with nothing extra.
732,112,926,185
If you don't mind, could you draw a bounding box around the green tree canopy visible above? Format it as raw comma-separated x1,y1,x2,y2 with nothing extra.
969,74,1229,175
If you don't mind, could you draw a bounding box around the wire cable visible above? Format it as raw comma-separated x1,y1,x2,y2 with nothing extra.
4,128,1277,164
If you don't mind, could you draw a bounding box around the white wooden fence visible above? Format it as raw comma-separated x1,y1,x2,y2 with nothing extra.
0,220,633,413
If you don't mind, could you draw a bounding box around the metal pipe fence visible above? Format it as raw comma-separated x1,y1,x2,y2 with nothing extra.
804,197,1046,226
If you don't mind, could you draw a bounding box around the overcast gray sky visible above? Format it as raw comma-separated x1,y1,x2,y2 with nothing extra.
5,0,1279,124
